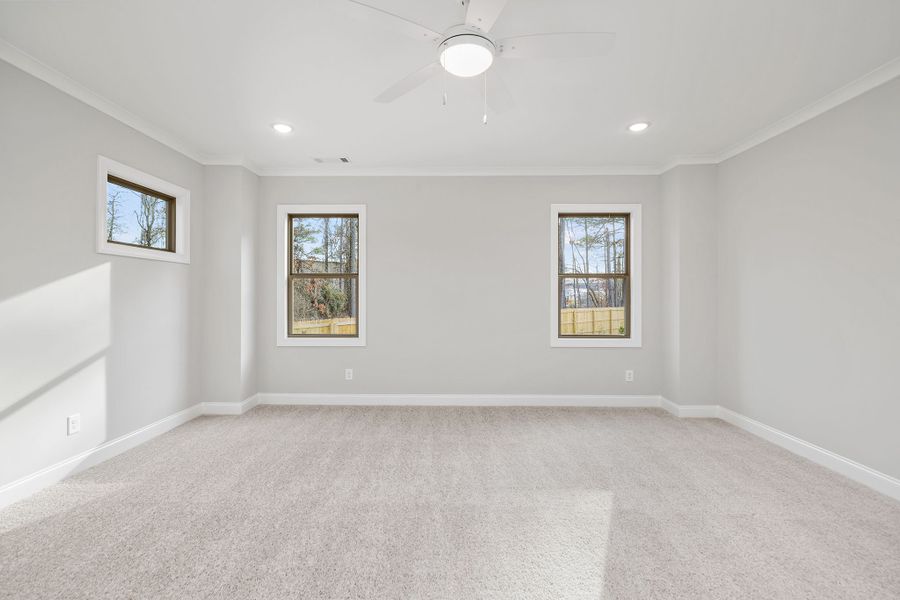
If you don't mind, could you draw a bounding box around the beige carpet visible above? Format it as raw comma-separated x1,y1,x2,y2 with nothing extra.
1,407,898,599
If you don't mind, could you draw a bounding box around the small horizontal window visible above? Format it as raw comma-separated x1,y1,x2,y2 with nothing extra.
106,175,175,252
96,156,190,264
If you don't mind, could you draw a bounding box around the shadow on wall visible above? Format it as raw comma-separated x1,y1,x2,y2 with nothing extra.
0,263,111,487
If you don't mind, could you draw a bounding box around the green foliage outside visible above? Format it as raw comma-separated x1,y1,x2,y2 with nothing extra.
292,278,350,322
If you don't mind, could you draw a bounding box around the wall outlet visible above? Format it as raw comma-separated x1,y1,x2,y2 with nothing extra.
67,414,81,436
345,368,353,381
625,370,634,382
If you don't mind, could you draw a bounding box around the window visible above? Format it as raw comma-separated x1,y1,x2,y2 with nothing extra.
289,214,359,337
105,176,175,252
276,205,366,347
96,156,190,263
550,204,641,347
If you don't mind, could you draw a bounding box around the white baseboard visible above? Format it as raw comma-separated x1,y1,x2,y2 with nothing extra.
660,397,719,418
0,403,203,511
0,394,263,510
4,394,896,511
257,392,662,408
716,407,900,501
661,397,899,500
246,393,900,499
202,394,259,415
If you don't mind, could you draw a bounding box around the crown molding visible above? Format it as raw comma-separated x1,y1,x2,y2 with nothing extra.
0,38,209,165
256,165,662,177
2,35,898,178
656,155,719,175
715,55,900,164
202,156,264,176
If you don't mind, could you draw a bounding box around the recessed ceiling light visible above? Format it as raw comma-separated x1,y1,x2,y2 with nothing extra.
628,122,650,133
272,123,293,134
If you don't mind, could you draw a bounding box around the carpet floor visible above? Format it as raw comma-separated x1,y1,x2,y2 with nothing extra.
1,406,898,599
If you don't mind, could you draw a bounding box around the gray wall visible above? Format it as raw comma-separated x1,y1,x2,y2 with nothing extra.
258,176,663,395
240,169,259,401
661,165,718,405
201,167,242,404
201,166,259,404
0,60,205,486
716,76,900,479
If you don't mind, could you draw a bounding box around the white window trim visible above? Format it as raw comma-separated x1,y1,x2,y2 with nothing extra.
550,203,642,348
276,204,367,347
96,156,191,264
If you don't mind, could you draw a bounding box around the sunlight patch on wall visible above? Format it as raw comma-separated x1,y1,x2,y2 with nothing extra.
0,263,111,413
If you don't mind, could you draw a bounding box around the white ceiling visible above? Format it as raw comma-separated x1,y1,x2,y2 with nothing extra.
2,0,900,174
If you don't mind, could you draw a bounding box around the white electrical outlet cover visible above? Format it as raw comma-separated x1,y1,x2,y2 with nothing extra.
67,414,81,436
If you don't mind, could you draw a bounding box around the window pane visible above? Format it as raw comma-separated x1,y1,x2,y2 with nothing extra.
106,179,170,250
559,277,627,336
290,277,358,336
292,216,358,274
559,215,627,274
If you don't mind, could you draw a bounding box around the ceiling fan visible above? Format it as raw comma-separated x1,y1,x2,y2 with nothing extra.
341,0,616,116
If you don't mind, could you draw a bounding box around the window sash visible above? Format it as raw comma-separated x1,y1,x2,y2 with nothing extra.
288,213,359,276
287,273,359,338
106,175,176,253
557,274,630,338
557,212,629,277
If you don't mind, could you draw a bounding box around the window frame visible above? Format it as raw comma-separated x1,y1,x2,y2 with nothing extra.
286,213,360,340
96,156,191,264
550,204,642,348
105,175,176,253
276,204,367,347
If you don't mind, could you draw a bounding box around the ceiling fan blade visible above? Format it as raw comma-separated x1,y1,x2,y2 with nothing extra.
483,71,516,113
375,62,441,103
498,32,616,59
463,0,510,33
340,1,442,42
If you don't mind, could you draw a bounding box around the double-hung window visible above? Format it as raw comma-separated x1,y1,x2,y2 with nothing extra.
276,205,366,346
550,204,641,347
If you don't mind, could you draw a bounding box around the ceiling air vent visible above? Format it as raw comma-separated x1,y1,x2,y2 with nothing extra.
313,157,352,164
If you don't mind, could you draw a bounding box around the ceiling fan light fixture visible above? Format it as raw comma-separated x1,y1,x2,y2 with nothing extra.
272,123,293,134
439,34,495,78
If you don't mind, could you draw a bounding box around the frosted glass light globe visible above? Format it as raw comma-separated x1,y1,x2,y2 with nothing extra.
440,35,495,78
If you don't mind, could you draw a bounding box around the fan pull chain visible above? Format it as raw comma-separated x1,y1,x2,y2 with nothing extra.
442,64,448,107
483,72,488,125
